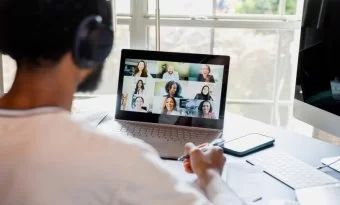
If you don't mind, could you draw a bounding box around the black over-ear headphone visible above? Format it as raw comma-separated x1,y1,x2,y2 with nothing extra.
73,15,114,69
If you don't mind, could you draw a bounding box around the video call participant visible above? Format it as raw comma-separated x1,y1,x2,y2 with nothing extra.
134,79,145,95
133,60,151,77
132,96,147,112
197,64,215,83
195,85,213,101
164,81,183,98
162,97,180,115
162,64,179,81
0,0,243,204
198,100,216,119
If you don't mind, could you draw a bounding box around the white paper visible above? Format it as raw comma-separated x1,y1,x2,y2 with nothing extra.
224,159,265,204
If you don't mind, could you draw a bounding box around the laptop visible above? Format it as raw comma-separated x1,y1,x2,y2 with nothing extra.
296,183,340,205
112,49,230,159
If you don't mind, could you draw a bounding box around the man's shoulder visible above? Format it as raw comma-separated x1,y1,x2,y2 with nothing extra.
83,123,159,157
31,112,158,157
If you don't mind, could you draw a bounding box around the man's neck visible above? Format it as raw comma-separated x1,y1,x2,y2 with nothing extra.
0,67,77,111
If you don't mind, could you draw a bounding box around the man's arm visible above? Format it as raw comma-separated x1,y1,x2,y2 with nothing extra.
183,143,245,205
109,140,214,205
199,170,245,205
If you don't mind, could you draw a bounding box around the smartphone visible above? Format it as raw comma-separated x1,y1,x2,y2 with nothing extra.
222,133,275,157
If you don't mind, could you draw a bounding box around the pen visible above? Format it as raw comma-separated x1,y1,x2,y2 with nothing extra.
177,138,225,161
96,113,109,127
252,197,262,203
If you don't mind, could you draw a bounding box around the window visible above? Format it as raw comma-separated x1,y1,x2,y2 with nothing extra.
148,0,213,16
145,0,303,126
1,55,16,93
148,0,299,16
148,27,211,54
116,0,130,14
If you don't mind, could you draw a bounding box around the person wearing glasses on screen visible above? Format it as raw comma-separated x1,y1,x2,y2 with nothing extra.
194,85,213,101
164,81,183,98
198,100,216,119
197,64,215,83
162,97,180,115
132,96,147,113
162,64,179,81
133,60,151,78
134,79,145,95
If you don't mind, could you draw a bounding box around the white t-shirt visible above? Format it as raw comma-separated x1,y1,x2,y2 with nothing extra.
0,108,212,205
162,72,179,81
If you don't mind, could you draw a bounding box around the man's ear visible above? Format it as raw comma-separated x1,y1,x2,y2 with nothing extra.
63,52,94,83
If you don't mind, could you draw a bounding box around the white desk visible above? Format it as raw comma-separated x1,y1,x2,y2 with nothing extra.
75,95,340,205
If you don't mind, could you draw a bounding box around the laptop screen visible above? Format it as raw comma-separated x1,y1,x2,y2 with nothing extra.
116,49,230,130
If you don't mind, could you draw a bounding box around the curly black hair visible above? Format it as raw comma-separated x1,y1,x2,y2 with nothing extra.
0,0,112,68
164,81,182,98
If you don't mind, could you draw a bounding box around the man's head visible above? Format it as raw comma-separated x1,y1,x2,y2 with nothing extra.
167,65,175,74
0,0,113,92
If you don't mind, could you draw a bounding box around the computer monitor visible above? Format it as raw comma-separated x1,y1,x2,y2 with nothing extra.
294,0,340,137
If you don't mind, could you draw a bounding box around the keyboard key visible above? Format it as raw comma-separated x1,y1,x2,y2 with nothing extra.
113,121,213,144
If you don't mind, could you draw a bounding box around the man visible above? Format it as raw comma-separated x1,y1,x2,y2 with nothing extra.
162,64,179,81
0,0,244,205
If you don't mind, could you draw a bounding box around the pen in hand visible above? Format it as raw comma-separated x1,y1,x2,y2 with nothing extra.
177,139,225,161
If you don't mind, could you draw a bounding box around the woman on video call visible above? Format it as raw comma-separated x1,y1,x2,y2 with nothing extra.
194,85,213,101
164,81,183,98
133,60,151,78
197,64,215,83
162,97,180,115
133,96,147,113
134,80,145,95
198,100,216,119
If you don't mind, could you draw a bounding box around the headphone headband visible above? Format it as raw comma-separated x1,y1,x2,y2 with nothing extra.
73,14,114,69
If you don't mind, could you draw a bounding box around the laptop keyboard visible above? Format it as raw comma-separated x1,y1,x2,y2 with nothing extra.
113,121,216,144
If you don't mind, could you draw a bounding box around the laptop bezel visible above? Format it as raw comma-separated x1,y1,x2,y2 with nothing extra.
115,49,230,130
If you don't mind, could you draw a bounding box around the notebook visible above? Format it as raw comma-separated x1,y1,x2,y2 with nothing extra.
112,49,230,159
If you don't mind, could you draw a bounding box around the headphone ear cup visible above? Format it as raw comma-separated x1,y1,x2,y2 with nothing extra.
74,15,113,69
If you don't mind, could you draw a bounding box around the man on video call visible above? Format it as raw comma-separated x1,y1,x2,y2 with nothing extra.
162,64,179,81
0,0,243,204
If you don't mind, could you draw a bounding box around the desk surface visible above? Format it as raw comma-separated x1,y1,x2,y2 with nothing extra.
76,95,340,205
222,113,340,205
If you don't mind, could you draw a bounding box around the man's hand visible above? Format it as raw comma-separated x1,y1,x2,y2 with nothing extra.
182,143,245,205
183,142,226,188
